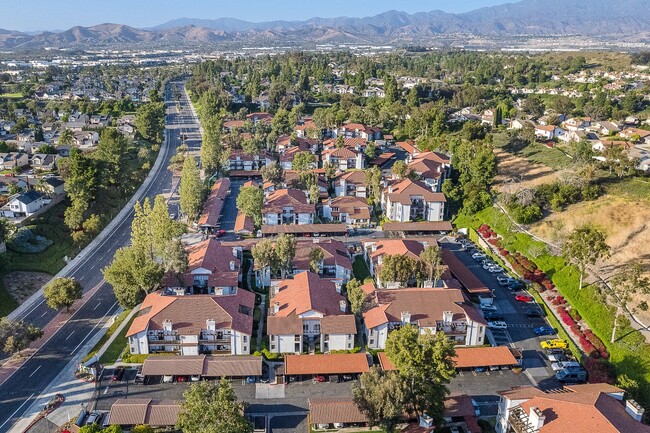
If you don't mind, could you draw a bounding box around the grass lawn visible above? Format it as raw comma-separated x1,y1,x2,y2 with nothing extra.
518,142,573,170
352,256,371,282
455,206,650,406
0,93,24,99
99,310,138,364
604,176,650,201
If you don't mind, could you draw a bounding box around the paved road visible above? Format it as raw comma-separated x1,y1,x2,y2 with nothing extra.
0,81,202,433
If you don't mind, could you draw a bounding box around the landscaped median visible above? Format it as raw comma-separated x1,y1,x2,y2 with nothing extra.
455,206,650,407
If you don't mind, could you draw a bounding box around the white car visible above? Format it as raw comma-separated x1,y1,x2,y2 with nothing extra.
190,375,201,382
497,276,514,286
551,361,581,372
489,265,504,274
480,304,497,312
487,321,508,330
472,252,486,260
162,375,174,383
482,261,494,270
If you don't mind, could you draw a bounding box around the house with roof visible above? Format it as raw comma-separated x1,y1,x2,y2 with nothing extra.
1,191,45,218
227,149,268,172
333,123,381,141
256,239,352,287
161,238,242,296
363,238,432,287
619,127,650,144
534,124,565,140
73,130,99,147
333,170,368,198
407,151,452,192
30,153,58,171
282,170,329,197
496,384,649,433
246,112,273,124
563,117,591,131
267,271,356,354
322,146,365,171
321,196,372,227
197,178,230,233
126,291,254,356
38,177,65,196
0,152,29,170
363,288,486,350
278,146,317,171
262,188,316,225
381,179,446,222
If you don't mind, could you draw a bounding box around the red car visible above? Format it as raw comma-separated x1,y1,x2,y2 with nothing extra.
176,375,188,382
515,294,533,303
314,375,326,382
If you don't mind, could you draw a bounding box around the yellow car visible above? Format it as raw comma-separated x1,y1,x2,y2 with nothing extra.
540,339,568,349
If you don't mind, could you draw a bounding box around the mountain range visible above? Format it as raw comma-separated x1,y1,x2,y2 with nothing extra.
0,0,649,50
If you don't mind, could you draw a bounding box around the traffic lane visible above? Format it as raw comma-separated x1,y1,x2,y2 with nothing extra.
0,284,120,433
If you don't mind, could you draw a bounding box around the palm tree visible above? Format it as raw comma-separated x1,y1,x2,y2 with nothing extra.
58,129,74,146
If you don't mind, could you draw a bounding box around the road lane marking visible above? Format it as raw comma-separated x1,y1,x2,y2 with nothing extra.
0,392,35,429
103,386,109,395
66,331,75,341
40,311,48,318
93,302,102,311
70,301,119,355
28,366,41,378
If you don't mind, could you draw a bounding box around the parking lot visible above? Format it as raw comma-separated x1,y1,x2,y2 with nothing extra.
443,238,566,389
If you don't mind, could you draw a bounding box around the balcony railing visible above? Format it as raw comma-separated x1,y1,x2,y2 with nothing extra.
507,406,538,433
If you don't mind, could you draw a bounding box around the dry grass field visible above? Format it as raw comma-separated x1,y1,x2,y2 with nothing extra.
494,148,560,193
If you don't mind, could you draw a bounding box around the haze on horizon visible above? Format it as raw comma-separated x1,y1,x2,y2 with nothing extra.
0,0,510,32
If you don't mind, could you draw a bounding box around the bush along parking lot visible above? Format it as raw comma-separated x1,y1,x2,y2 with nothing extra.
455,207,650,407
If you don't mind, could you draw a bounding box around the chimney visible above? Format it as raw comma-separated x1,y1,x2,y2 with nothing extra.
232,247,238,257
626,399,645,422
443,311,453,324
206,319,216,331
230,261,235,271
529,407,545,430
339,300,347,313
401,311,411,324
418,414,433,428
335,282,342,293
163,319,172,333
273,302,280,314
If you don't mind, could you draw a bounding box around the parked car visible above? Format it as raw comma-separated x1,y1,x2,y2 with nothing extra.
525,308,543,318
479,304,498,312
474,367,486,372
314,375,326,382
111,367,125,382
484,312,505,321
482,261,495,270
177,375,188,382
507,280,524,290
547,353,568,362
514,294,533,303
545,348,566,356
134,371,144,384
556,368,587,383
541,339,568,349
488,265,503,273
246,376,256,384
534,326,556,336
551,361,581,372
190,375,201,382
472,253,486,260
162,375,174,383
214,229,227,238
85,412,103,426
497,276,514,286
488,321,508,330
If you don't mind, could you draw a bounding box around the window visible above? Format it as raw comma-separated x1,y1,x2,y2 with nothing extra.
314,323,320,333
295,343,300,352
243,336,248,343
243,346,248,352
295,335,301,342
369,339,375,345
270,344,276,350
348,343,352,349
303,323,309,333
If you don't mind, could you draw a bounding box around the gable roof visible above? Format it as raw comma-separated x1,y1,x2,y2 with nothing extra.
385,179,446,205
270,271,348,317
284,353,369,375
264,188,315,214
126,291,255,337
292,239,352,272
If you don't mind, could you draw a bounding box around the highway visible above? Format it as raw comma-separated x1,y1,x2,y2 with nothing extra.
0,81,202,433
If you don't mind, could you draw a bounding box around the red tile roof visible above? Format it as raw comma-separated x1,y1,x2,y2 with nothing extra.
385,179,446,205
441,249,490,294
109,399,180,427
263,188,315,214
292,239,352,272
269,271,348,317
284,353,369,375
309,397,368,424
380,346,517,371
197,178,230,228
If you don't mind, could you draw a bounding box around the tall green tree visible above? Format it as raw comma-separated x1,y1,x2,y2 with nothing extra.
353,366,405,433
275,234,296,278
96,128,129,187
58,129,74,145
292,151,315,172
44,277,83,313
201,114,223,176
309,247,324,274
135,101,165,143
179,155,204,221
391,160,409,179
252,238,278,280
0,319,43,356
419,246,444,288
385,325,456,424
176,379,252,433
236,186,264,226
563,225,610,290
346,279,367,315
149,195,187,269
103,246,164,308
609,262,650,343
261,162,284,187
379,255,419,288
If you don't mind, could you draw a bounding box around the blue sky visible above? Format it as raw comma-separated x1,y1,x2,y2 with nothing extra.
2,0,510,32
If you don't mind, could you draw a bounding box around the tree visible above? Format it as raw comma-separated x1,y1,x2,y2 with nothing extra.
522,96,545,119
149,195,187,269
252,238,278,279
385,325,456,423
309,247,324,274
346,279,367,315
275,234,296,278
176,379,252,433
261,162,283,187
58,129,74,145
0,318,43,356
292,151,315,172
236,186,264,227
379,254,419,287
96,129,129,187
103,246,164,309
131,426,153,433
391,160,409,179
135,101,165,143
365,143,377,160
563,225,610,290
609,262,650,343
309,184,320,205
179,155,204,221
201,114,223,176
365,166,383,205
0,217,12,244
419,246,444,288
44,277,83,313
353,366,405,433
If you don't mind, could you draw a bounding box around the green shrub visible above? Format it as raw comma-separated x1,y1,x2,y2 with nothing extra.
8,227,53,254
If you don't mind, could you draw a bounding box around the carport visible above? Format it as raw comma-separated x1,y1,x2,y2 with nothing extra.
378,346,519,371
284,353,369,382
441,249,491,296
141,355,262,379
141,355,205,377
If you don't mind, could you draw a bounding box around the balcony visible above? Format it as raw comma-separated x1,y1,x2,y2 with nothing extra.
507,406,537,433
